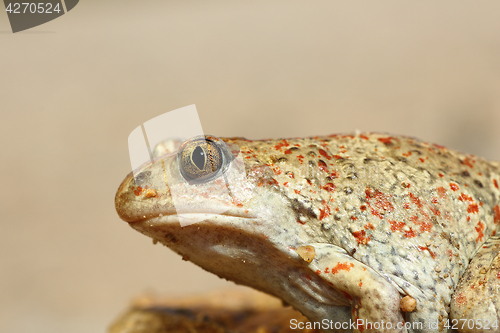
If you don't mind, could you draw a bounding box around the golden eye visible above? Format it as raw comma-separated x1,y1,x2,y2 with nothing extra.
178,138,224,183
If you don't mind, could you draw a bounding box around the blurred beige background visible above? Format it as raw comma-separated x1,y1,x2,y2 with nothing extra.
1,1,500,332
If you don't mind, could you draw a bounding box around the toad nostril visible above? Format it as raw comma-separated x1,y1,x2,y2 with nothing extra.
135,171,152,185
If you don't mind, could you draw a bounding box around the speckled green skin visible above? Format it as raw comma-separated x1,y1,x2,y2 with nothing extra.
116,133,500,333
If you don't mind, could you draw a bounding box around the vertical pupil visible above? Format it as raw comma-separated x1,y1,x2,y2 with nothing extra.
192,146,206,170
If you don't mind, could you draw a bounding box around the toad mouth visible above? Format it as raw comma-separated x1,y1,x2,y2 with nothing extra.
130,211,256,226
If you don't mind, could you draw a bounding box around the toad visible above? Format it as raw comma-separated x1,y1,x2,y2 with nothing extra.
115,133,500,333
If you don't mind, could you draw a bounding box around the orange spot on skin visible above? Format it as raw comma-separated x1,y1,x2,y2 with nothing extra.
284,149,292,154
419,158,425,163
389,220,406,232
402,151,412,157
418,246,436,259
494,179,499,189
360,205,367,211
318,149,331,160
467,203,479,214
437,187,447,198
431,197,438,204
359,282,363,288
232,198,244,208
378,137,393,145
409,193,423,208
316,270,321,274
324,267,330,274
430,206,441,216
461,157,474,168
494,205,500,224
331,262,355,274
353,230,371,244
365,188,394,219
388,220,417,238
294,189,301,194
323,183,336,192
144,188,157,198
455,292,467,305
283,182,289,187
475,221,485,242
319,201,331,221
360,135,369,140
351,216,358,221
439,173,444,178
409,215,433,232
364,223,374,230
458,193,473,202
329,171,339,179
418,221,433,233
450,183,459,191
274,139,290,150
133,186,144,196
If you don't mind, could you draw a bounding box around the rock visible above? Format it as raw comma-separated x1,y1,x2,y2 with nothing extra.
108,288,322,333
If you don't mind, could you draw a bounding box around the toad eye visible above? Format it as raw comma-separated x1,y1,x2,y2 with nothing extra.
178,138,224,183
